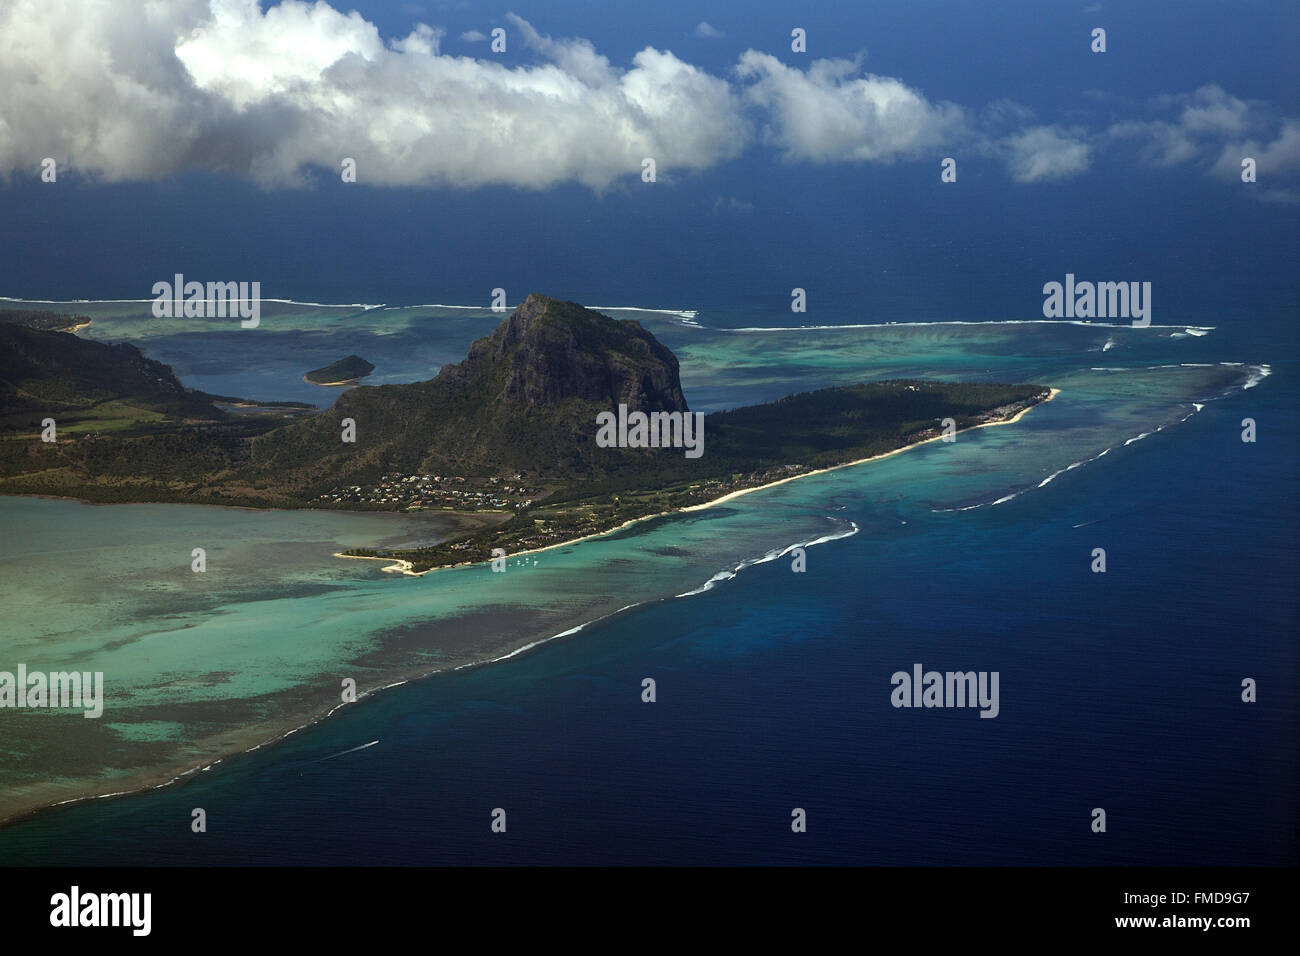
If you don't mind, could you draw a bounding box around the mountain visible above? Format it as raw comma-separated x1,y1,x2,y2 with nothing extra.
248,294,689,483
0,321,222,431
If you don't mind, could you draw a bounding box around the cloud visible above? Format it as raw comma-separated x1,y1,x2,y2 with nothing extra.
1002,126,1091,181
390,22,444,57
2,1,1284,194
0,1,749,190
736,51,965,163
1210,119,1300,181
1109,86,1252,168
506,12,615,87
1108,119,1199,167
177,0,388,110
0,1,963,189
982,99,1036,127
1180,86,1250,135
712,195,753,213
694,22,725,39
1106,84,1300,194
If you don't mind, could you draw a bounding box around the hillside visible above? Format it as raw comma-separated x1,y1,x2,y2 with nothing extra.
0,321,224,433
0,317,307,504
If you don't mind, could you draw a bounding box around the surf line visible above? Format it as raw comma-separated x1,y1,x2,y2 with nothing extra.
317,740,380,762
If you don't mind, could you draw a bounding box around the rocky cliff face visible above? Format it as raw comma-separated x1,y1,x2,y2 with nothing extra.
443,294,688,411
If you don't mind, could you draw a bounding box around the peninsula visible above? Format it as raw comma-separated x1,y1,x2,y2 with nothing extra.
0,295,1053,568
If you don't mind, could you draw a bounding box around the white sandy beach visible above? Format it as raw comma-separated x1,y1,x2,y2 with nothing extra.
336,388,1060,577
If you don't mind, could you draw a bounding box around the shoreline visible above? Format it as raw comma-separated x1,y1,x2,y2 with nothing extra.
302,374,368,387
332,511,662,577
0,388,1058,829
333,552,417,574
679,387,1060,512
355,388,1061,577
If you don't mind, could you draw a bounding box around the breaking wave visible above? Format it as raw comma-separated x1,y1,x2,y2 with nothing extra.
675,519,859,597
933,363,1269,514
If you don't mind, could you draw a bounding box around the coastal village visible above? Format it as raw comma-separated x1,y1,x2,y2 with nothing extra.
310,473,538,511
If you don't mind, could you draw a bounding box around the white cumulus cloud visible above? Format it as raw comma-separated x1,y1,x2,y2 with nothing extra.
736,51,965,163
1211,118,1300,183
1003,126,1091,182
0,1,749,189
1102,84,1300,199
6,1,1274,193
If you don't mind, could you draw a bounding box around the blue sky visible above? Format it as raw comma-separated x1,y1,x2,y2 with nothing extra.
368,0,1298,108
0,1,1296,315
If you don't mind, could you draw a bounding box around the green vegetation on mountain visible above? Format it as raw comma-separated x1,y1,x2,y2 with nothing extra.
0,321,224,432
0,317,311,504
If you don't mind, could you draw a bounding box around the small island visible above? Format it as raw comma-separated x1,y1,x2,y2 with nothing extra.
304,355,375,386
